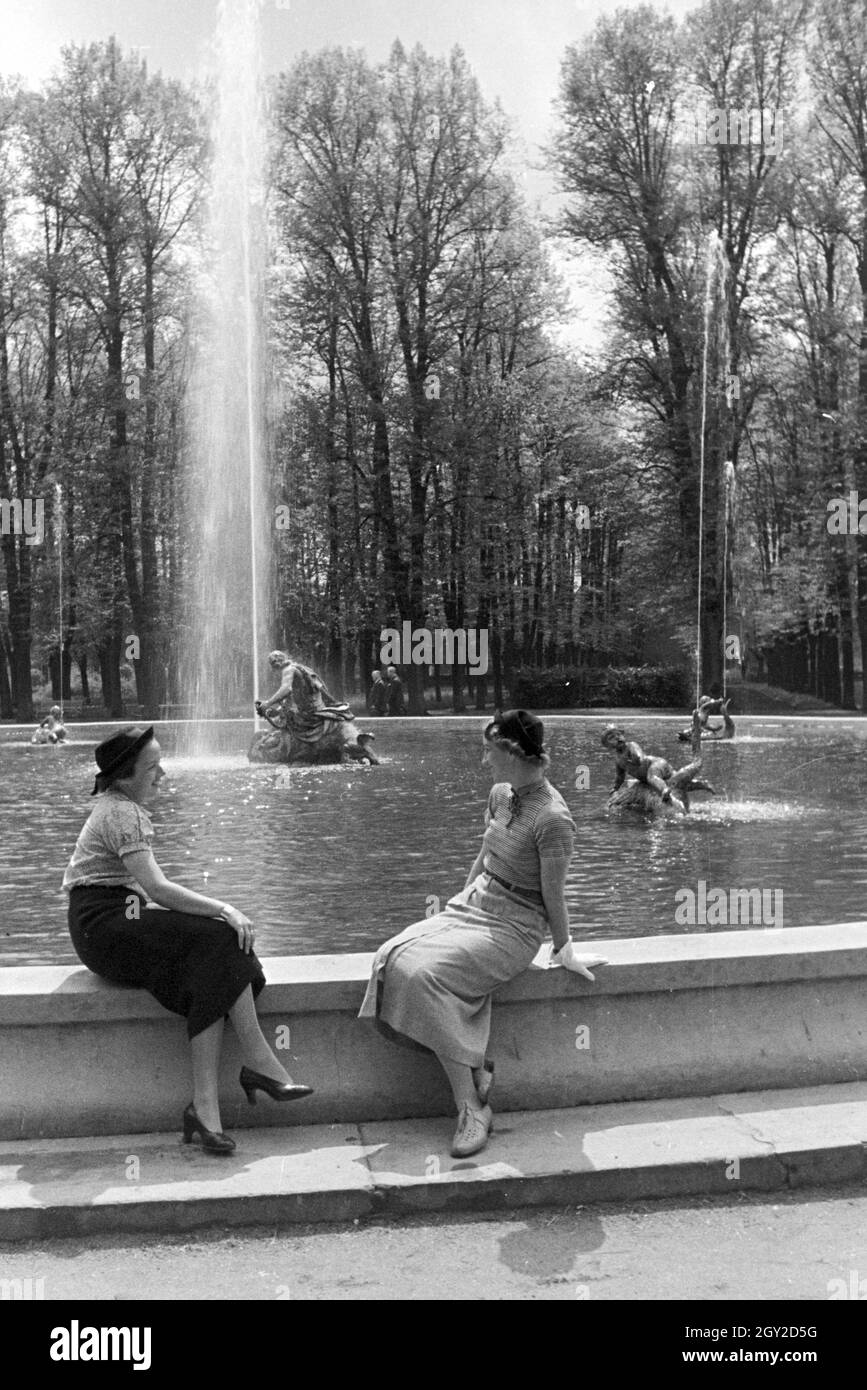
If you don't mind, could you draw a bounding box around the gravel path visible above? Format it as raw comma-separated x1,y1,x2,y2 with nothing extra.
2,1183,866,1301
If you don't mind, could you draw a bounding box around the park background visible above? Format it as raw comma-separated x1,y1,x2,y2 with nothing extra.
1,0,865,720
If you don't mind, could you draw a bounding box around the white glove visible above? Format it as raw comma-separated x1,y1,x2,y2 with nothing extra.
552,940,609,980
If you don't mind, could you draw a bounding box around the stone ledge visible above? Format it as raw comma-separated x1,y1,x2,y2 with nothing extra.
3,921,867,1025
4,923,867,1140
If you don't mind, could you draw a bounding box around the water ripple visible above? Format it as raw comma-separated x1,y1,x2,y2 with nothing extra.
0,717,861,964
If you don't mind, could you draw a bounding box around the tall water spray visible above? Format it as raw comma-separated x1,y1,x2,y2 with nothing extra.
695,230,730,706
184,0,270,742
56,482,64,719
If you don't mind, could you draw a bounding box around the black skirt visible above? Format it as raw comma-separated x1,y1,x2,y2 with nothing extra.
68,886,266,1039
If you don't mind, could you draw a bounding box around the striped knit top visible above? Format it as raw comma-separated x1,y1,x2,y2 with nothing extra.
481,779,576,891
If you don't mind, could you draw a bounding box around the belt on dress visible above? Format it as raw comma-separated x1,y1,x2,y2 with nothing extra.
482,870,544,904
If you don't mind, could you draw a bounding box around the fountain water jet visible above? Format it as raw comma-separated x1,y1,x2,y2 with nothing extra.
695,230,731,707
183,0,270,748
56,482,64,720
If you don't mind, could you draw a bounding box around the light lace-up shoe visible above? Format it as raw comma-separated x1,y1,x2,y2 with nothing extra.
451,1102,494,1158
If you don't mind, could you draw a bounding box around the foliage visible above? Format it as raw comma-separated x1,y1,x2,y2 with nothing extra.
4,4,867,716
510,663,690,709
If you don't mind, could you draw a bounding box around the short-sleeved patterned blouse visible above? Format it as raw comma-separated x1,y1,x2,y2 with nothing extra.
481,779,575,893
62,789,154,894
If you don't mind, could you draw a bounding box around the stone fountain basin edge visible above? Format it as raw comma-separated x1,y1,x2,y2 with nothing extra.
2,922,867,1141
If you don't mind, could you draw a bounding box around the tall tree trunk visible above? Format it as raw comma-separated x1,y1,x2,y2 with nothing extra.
98,620,124,717
0,304,35,721
0,624,13,716
78,652,91,706
855,216,867,712
324,312,343,694
133,251,162,718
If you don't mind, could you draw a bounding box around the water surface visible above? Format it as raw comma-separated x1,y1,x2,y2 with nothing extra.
0,716,862,965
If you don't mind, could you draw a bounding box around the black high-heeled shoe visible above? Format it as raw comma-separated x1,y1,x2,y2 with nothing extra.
182,1103,236,1155
239,1065,314,1105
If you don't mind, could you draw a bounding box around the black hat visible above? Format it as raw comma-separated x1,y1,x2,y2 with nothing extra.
485,708,546,758
91,726,154,795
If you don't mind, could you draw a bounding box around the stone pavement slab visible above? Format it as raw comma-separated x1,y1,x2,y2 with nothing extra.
1,1083,866,1240
0,1124,371,1239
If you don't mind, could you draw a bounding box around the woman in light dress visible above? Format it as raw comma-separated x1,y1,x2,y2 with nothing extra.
360,709,607,1158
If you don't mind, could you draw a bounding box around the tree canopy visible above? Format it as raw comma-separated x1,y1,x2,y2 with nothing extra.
2,3,867,718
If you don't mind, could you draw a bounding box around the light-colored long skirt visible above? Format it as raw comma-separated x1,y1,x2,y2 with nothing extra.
358,873,548,1068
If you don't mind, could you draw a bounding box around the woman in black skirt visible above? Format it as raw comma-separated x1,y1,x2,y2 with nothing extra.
63,726,312,1155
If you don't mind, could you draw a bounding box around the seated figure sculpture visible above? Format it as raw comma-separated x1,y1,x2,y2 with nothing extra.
602,718,714,815
31,706,68,745
248,651,379,766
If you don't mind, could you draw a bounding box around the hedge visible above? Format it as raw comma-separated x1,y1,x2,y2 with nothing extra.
509,665,691,710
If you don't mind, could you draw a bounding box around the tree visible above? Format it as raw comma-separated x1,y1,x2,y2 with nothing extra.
272,45,523,711
554,0,808,691
810,0,867,707
27,38,202,715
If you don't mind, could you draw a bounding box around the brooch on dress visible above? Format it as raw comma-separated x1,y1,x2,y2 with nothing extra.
505,789,521,826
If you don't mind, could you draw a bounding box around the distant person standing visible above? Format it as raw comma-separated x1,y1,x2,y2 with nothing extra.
367,670,388,716
385,665,405,715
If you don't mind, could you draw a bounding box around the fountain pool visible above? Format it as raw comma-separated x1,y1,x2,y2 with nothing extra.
0,715,863,967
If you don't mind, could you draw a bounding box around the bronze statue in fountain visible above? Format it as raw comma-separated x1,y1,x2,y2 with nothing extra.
677,695,735,742
248,651,379,766
602,714,714,815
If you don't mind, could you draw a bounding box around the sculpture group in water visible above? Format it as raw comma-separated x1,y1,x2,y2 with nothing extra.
248,652,379,766
245,653,735,801
31,706,68,745
602,706,718,817
677,695,735,743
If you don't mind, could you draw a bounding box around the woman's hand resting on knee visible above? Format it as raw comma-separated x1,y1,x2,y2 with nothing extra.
220,903,256,953
552,939,608,980
123,849,257,954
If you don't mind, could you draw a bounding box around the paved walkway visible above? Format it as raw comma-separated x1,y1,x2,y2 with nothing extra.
3,1184,867,1301
3,1082,867,1241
